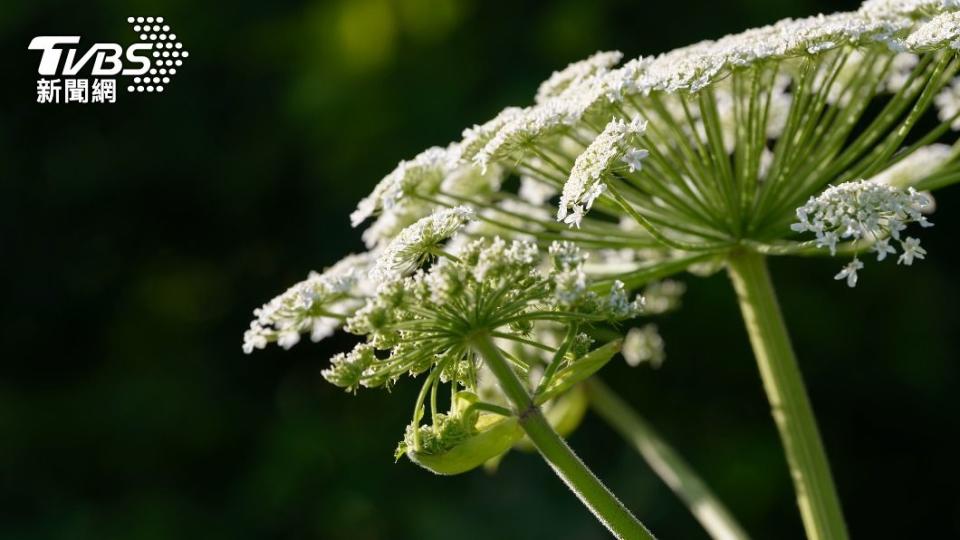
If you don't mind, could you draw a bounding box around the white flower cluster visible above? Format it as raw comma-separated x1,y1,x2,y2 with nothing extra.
548,242,643,316
629,13,907,96
243,252,376,353
536,50,624,103
463,58,649,172
557,117,648,227
884,52,920,93
350,145,499,248
791,180,933,286
641,280,687,314
622,325,665,368
322,343,377,393
518,176,558,205
459,107,524,162
512,1,960,110
248,0,960,359
242,2,960,483
468,235,540,283
351,145,457,227
331,237,644,393
472,100,584,171
370,206,474,283
859,0,954,18
605,281,645,319
903,10,960,49
340,0,960,259
870,144,952,187
935,77,960,129
549,241,590,305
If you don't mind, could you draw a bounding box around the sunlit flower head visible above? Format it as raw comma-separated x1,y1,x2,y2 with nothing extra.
791,179,933,285
243,251,377,353
369,205,474,283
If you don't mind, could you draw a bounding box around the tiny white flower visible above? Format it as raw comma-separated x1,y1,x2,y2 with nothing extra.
816,230,840,256
834,258,864,288
872,238,897,261
582,182,607,210
621,148,649,173
562,205,586,229
889,218,907,240
897,236,927,265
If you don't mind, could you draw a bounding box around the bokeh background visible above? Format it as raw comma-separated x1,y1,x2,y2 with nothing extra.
3,0,959,538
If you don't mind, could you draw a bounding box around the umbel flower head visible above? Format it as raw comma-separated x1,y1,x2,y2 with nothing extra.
318,236,643,472
791,179,933,286
326,237,641,392
318,0,960,295
242,252,376,353
558,117,649,227
369,205,474,282
246,0,960,480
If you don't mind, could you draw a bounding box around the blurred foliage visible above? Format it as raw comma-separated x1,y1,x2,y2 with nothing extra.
2,0,959,538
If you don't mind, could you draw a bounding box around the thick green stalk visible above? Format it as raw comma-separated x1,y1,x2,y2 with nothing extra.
471,334,655,540
585,379,751,540
726,250,848,540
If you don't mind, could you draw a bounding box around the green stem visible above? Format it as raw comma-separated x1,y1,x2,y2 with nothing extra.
585,379,751,540
471,333,655,540
726,250,848,540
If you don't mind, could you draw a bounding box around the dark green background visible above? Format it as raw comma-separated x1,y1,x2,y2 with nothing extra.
3,0,959,538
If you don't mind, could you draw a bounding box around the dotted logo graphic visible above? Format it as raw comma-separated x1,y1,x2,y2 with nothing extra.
125,16,189,93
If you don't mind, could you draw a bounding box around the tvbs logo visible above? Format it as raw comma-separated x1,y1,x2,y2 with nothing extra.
29,36,152,76
29,16,189,104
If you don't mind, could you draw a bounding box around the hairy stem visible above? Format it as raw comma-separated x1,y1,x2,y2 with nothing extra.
585,379,751,540
726,250,848,540
471,333,655,540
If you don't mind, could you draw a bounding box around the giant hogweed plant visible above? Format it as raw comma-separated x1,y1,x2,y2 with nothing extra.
245,1,960,538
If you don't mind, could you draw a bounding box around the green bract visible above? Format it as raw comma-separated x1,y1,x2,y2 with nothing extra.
397,391,524,475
